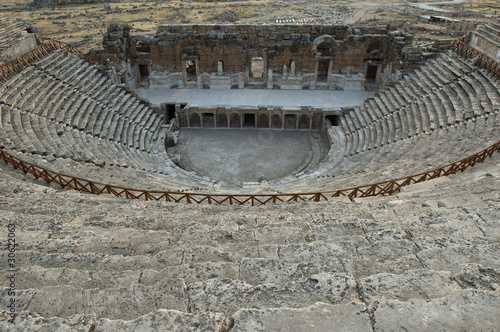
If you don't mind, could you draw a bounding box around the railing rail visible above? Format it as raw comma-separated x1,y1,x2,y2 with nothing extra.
1,139,499,205
0,39,97,84
451,39,500,80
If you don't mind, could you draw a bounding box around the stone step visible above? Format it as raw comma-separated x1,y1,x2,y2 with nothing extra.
0,309,224,332
0,281,188,321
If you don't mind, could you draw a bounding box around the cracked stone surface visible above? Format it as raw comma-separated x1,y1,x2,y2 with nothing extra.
0,138,499,330
230,302,372,332
373,290,500,332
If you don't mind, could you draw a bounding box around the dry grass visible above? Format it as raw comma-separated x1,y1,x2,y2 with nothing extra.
0,0,497,52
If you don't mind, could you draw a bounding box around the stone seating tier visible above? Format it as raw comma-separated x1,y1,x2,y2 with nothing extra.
0,46,499,193
0,18,500,330
0,150,499,330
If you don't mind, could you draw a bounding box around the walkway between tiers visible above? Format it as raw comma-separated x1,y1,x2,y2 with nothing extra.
135,87,374,108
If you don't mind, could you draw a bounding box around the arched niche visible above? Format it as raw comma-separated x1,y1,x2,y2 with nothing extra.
298,114,310,130
312,35,335,55
271,114,281,129
230,113,240,128
258,113,269,128
189,113,201,127
217,113,228,128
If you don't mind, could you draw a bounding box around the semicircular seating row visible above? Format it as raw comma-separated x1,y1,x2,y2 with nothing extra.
0,50,211,190
0,49,499,193
268,52,500,191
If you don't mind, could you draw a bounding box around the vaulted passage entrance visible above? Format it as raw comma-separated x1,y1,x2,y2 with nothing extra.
244,114,256,128
366,65,378,83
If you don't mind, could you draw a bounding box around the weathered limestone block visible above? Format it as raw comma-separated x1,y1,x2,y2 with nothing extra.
365,227,409,242
416,244,500,274
374,290,500,331
453,264,500,292
413,236,497,251
0,289,36,313
239,258,304,285
139,262,240,284
189,275,358,316
304,219,365,240
253,225,304,244
345,254,423,280
359,270,462,304
182,245,233,264
357,239,418,263
0,311,96,332
409,209,486,239
94,309,225,332
231,302,372,332
277,242,351,265
0,265,141,290
26,281,188,320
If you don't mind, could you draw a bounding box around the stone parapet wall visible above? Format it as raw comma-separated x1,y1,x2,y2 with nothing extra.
0,14,40,64
468,18,500,62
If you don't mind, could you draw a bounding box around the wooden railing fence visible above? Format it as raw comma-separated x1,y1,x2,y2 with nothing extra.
0,39,97,84
1,139,499,205
451,39,500,80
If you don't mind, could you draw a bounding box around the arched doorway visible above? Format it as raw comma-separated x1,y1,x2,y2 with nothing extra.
313,37,335,84
365,41,384,84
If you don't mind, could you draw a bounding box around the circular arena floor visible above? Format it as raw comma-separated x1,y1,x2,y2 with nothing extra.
174,129,330,185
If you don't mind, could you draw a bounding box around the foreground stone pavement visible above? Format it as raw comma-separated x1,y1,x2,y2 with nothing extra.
0,153,499,331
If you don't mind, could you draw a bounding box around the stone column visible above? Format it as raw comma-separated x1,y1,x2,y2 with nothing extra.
161,103,167,124
267,69,273,89
327,60,333,84
181,60,187,83
238,72,245,89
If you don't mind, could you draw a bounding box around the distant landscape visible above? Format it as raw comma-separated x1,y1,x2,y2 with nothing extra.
1,0,498,51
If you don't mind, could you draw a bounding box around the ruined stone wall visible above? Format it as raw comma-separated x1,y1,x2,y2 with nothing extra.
103,24,403,76
0,15,40,63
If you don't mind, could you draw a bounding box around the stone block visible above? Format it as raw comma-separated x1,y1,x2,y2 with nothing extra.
231,302,371,332
374,290,500,332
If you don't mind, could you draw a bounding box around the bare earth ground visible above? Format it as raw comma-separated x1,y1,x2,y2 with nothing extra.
0,0,498,52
